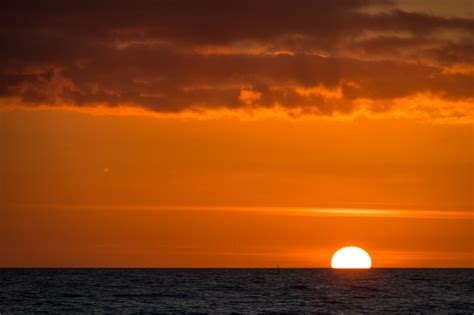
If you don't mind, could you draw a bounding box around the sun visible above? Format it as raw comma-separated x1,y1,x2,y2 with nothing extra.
331,246,372,269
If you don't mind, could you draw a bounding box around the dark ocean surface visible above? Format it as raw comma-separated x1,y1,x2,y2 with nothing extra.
0,269,473,313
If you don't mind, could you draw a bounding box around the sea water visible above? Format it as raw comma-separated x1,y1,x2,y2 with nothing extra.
1,268,473,312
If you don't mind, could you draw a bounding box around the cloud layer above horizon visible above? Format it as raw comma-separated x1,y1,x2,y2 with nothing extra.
1,0,473,121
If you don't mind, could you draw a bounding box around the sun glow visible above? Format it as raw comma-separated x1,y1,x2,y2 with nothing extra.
331,246,372,269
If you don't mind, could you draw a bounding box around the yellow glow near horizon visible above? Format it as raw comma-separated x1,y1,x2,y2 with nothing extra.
331,246,372,269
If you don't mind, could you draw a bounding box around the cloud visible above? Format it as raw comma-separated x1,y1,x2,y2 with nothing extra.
0,0,473,121
239,86,262,106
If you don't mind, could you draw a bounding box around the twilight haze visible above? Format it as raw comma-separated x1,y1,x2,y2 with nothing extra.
0,0,472,268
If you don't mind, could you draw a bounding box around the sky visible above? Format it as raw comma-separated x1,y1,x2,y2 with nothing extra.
0,0,473,267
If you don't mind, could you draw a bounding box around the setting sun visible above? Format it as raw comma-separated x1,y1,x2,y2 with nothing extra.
331,246,372,269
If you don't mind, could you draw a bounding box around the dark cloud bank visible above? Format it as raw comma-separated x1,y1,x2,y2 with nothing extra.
1,0,473,118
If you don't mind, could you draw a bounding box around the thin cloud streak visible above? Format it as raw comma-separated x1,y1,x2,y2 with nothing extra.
7,204,473,220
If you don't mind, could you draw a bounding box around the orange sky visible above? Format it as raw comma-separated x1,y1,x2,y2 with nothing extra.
1,110,472,267
0,0,473,267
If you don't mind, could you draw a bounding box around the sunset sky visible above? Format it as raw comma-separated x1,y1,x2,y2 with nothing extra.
0,0,473,267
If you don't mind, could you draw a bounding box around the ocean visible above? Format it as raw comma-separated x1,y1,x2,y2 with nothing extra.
1,268,472,313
